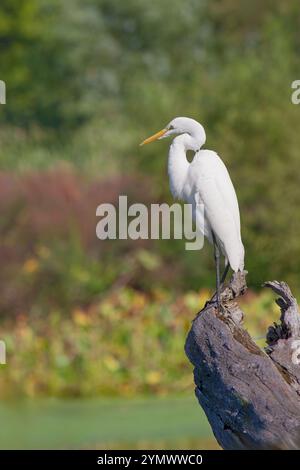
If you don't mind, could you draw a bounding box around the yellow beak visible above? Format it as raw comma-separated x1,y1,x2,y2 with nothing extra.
140,128,167,146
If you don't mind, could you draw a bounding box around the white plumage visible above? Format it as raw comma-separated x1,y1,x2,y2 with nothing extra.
185,149,244,272
140,116,244,304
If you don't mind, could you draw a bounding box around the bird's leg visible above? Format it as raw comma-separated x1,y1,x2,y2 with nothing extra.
209,262,230,305
212,232,221,311
220,262,230,286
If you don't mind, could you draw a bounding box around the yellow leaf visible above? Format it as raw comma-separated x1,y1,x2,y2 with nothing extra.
72,309,91,326
23,258,39,274
103,355,120,372
145,370,161,385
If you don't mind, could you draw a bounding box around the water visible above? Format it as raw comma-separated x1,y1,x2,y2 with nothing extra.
0,395,215,449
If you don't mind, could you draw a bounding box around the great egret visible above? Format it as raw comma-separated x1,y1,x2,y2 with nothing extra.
140,117,244,309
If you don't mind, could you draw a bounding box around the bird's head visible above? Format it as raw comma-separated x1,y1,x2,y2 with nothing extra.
140,117,206,150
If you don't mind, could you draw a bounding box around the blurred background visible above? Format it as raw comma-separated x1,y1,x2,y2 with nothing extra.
0,0,300,449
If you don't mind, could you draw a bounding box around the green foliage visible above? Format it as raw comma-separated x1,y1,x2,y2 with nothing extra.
0,286,276,399
1,1,300,288
0,1,82,127
0,0,300,403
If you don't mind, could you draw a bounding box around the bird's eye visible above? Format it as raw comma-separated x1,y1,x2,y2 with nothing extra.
169,125,174,130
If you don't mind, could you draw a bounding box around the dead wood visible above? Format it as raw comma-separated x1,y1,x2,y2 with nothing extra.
185,272,300,449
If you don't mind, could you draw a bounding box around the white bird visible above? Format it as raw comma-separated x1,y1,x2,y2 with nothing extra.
140,116,244,308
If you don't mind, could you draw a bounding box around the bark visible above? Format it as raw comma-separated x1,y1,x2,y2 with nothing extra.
185,272,300,449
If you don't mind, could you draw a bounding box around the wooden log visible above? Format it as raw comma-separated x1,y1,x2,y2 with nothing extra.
185,272,300,449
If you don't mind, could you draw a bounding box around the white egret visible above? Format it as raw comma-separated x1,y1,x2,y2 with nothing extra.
140,117,244,309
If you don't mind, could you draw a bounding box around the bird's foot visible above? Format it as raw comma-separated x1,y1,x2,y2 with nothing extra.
204,297,223,312
204,298,216,309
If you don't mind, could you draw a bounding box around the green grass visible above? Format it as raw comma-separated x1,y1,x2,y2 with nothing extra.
0,396,218,449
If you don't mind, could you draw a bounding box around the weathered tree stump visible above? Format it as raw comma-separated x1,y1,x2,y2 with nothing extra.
185,272,300,449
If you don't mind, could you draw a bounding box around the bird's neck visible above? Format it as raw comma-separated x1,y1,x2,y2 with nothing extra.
168,135,193,199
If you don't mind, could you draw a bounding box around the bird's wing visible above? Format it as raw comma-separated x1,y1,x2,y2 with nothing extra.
215,161,241,238
191,151,244,271
192,192,213,242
